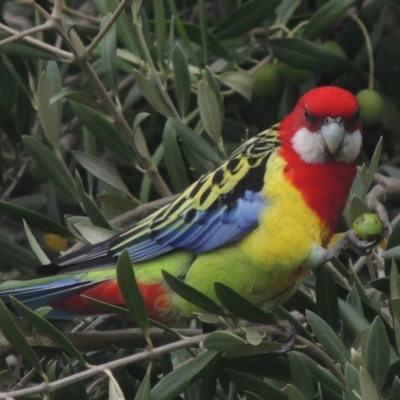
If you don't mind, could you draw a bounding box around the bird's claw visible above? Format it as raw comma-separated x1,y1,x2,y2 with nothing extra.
273,320,296,355
346,229,377,256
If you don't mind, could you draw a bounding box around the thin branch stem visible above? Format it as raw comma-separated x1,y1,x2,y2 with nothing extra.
351,14,374,89
0,22,52,47
86,0,129,55
0,23,73,60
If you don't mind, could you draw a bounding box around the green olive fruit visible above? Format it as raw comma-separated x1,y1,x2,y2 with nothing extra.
356,89,384,128
253,63,284,98
352,213,384,241
279,63,311,85
322,41,347,59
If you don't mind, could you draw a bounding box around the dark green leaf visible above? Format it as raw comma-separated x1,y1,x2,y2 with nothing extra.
22,136,79,203
289,352,313,400
69,101,133,161
225,370,289,400
346,284,363,314
134,70,174,117
0,33,61,60
282,384,307,400
75,171,112,230
37,72,61,154
205,67,224,119
0,300,46,379
363,137,383,198
51,91,104,113
365,317,390,393
11,297,89,366
384,221,400,275
154,0,166,64
306,310,350,366
134,365,151,400
163,121,190,192
23,220,50,265
270,38,357,75
303,0,357,41
168,118,222,164
202,331,246,353
82,296,131,318
383,246,400,260
100,14,118,96
213,0,281,40
198,81,223,146
339,299,370,338
172,43,191,117
151,351,220,400
0,200,70,236
345,363,361,400
162,270,226,317
116,249,150,344
52,364,89,400
245,392,264,400
297,353,346,395
316,268,339,332
393,376,400,400
214,282,276,324
73,151,132,198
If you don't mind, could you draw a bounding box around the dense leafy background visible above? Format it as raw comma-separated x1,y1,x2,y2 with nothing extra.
0,0,400,399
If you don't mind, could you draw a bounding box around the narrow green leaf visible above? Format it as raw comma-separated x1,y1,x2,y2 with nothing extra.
69,101,133,161
172,43,191,117
297,353,346,395
133,112,150,132
133,125,153,162
359,367,379,400
100,14,118,96
226,370,289,400
289,352,313,400
162,270,226,317
365,317,390,393
75,171,112,230
303,0,357,41
46,61,62,123
245,392,264,400
0,299,46,379
151,351,220,400
270,38,357,75
363,137,382,198
282,384,307,400
116,249,150,343
198,81,223,146
154,0,166,64
316,268,339,332
393,376,400,400
276,0,301,25
37,71,61,155
205,67,224,119
168,118,222,164
213,0,281,40
218,71,253,102
346,284,363,314
134,364,151,400
163,121,190,192
134,70,174,117
345,363,361,400
82,296,131,318
22,136,79,203
0,200,70,236
348,195,370,225
0,33,61,60
214,282,276,324
384,221,400,275
339,299,370,338
383,246,400,259
73,151,132,198
307,310,350,366
23,220,50,265
74,222,114,244
202,331,246,353
11,297,89,367
51,90,104,113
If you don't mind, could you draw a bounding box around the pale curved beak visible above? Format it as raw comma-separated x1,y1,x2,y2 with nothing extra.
320,117,346,155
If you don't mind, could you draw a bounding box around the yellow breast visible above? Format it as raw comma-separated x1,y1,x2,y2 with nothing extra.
238,152,327,271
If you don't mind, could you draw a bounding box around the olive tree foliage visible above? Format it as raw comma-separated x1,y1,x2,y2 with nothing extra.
0,0,400,399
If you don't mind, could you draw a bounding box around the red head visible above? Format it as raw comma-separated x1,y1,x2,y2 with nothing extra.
280,86,362,165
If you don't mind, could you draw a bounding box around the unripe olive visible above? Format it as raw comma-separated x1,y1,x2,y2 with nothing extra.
253,63,284,98
279,63,311,85
356,89,384,128
352,213,384,241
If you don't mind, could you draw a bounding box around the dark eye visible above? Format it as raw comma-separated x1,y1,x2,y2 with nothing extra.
304,107,316,124
349,108,360,123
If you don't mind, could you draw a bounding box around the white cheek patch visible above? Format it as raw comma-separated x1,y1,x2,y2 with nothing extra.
335,129,362,164
291,127,362,164
291,127,328,164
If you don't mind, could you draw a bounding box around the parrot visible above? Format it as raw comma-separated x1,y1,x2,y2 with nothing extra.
0,86,364,322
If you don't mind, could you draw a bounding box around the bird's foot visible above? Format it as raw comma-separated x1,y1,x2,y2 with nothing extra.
273,320,296,355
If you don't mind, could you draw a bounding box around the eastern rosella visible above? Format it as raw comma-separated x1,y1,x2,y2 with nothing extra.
0,86,363,322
